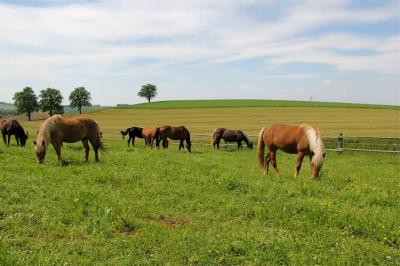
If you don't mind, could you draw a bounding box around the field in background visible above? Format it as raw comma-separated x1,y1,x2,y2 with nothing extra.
1,104,399,264
0,103,108,118
118,99,400,110
21,106,399,139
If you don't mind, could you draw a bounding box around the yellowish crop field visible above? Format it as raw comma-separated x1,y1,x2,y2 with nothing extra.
23,107,400,141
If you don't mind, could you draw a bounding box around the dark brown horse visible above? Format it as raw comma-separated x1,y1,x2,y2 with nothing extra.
211,128,253,149
257,124,326,178
34,115,104,164
120,127,143,147
1,119,28,146
156,126,191,152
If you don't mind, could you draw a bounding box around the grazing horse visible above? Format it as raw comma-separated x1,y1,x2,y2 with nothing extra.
34,115,104,164
257,124,326,178
120,127,143,147
156,126,191,152
1,119,28,146
211,128,253,149
142,127,158,148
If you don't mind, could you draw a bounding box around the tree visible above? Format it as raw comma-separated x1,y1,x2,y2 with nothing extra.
39,88,63,116
69,87,92,114
138,84,157,103
13,87,38,121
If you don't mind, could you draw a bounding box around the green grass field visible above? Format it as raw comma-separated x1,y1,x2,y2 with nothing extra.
118,99,400,110
1,106,399,264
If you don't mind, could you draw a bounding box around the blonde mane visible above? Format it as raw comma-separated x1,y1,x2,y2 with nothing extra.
36,115,64,149
301,124,325,171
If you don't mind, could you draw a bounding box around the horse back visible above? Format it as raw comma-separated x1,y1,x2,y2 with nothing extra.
264,124,308,153
59,117,100,143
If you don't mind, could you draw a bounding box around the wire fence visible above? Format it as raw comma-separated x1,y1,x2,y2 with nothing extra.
100,131,400,154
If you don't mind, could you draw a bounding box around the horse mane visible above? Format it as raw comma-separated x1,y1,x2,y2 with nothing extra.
38,115,64,143
241,131,251,143
301,124,325,171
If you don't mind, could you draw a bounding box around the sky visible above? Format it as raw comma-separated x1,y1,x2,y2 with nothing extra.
0,0,399,106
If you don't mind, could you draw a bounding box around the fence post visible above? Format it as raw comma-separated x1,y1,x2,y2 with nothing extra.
337,133,344,153
393,144,397,152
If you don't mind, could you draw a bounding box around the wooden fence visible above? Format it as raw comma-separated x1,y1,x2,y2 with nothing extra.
101,131,400,154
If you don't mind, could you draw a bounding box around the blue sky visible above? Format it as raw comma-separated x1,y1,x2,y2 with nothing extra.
0,0,398,105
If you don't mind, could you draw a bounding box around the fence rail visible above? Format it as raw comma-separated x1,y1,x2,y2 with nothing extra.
99,131,400,154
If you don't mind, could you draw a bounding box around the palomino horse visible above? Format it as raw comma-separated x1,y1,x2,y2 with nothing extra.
257,124,326,178
156,126,191,152
34,115,104,164
211,128,253,149
1,119,28,146
120,127,143,147
142,127,158,148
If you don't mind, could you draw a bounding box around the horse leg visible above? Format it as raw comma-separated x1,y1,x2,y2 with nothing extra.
132,136,135,147
52,142,62,163
2,132,6,145
82,139,90,162
16,136,20,146
89,138,99,162
7,134,11,146
270,151,280,176
264,152,271,175
294,152,305,177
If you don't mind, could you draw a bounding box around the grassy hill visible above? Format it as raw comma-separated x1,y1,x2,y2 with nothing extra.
117,99,399,110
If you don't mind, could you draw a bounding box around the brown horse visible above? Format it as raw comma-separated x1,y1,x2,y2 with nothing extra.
211,128,253,149
34,115,104,164
257,124,326,178
142,127,158,148
156,126,191,152
1,119,28,146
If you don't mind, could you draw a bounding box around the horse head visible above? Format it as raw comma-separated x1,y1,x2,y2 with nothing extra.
33,139,47,164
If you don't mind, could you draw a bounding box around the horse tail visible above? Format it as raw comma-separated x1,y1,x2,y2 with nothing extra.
257,127,266,168
303,125,325,172
97,131,105,152
120,129,129,139
211,128,218,146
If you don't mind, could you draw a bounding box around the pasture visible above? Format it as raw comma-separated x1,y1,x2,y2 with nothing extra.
1,105,399,264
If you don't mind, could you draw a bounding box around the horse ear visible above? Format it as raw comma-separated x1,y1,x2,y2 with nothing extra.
33,140,37,145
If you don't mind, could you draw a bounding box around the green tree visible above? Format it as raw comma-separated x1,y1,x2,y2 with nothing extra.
39,88,63,116
69,87,92,114
13,87,38,121
138,84,157,103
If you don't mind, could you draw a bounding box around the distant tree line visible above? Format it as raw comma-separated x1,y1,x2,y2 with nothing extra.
13,87,92,120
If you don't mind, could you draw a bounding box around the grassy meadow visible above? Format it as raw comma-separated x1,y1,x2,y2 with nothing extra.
117,99,400,110
1,105,399,264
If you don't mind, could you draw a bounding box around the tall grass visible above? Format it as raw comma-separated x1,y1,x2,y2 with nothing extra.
0,141,399,264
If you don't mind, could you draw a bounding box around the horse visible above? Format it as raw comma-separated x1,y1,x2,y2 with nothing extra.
33,115,104,164
257,124,326,178
120,127,143,147
1,119,28,146
155,126,191,152
211,128,253,150
142,127,158,148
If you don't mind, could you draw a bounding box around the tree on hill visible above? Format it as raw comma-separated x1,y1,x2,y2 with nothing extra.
69,87,92,114
39,88,64,116
13,87,39,121
138,84,157,103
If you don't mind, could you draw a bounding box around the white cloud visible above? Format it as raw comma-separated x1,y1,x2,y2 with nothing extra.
322,80,333,86
0,0,398,104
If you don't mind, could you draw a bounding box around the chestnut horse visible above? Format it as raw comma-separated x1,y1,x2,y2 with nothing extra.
257,124,326,178
211,128,253,149
34,115,104,164
120,127,143,147
156,126,191,152
142,127,158,148
1,119,28,146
